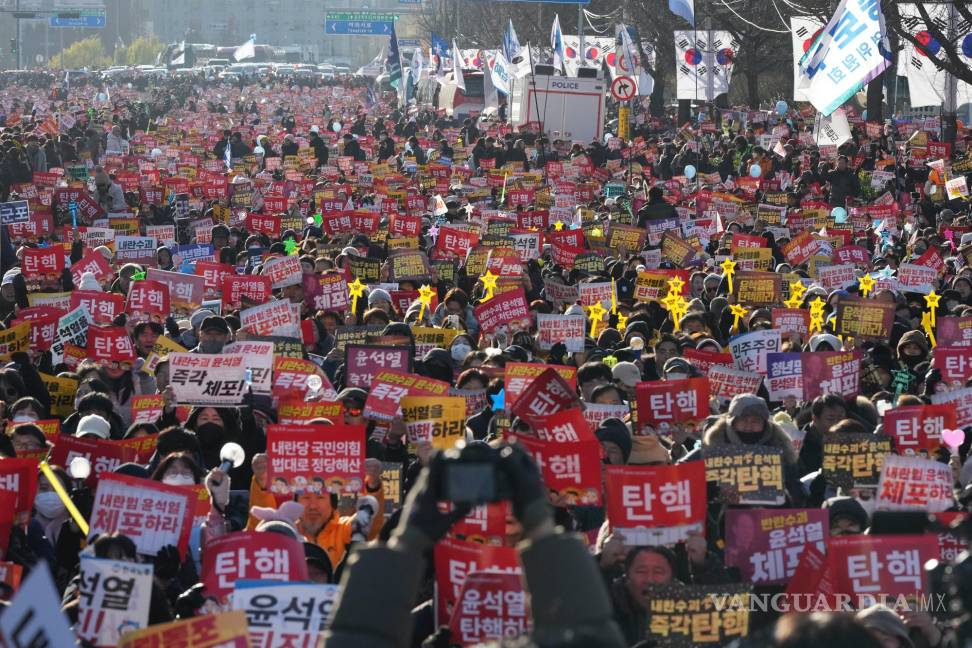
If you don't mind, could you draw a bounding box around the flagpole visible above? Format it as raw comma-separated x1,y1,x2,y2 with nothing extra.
527,43,547,183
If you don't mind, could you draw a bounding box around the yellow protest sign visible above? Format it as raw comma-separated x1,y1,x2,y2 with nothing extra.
401,396,466,450
0,322,30,360
40,372,79,418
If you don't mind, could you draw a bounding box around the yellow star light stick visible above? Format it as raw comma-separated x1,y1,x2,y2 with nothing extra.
729,303,748,333
480,270,498,302
611,278,618,314
924,290,941,326
721,258,737,294
587,302,607,336
616,312,628,331
39,461,88,536
666,276,686,297
553,220,564,231
348,278,366,313
417,284,435,322
809,297,826,319
788,280,806,302
858,273,875,298
922,310,937,347
809,314,824,334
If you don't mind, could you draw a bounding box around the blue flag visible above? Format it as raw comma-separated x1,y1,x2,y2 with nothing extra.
387,24,403,89
431,32,450,74
503,20,520,63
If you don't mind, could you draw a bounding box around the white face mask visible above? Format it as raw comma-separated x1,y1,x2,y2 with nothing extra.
34,491,66,519
12,414,37,423
162,474,195,487
451,344,472,362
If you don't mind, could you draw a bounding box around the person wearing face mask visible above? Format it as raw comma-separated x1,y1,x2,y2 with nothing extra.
896,330,930,378
431,288,479,338
184,406,262,488
26,465,84,591
7,396,46,423
448,333,476,365
150,452,204,487
192,316,231,355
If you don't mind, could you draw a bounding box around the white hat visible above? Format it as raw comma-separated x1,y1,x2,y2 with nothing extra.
565,304,585,317
78,271,102,292
77,414,111,440
1,267,20,287
310,125,320,134
368,288,392,306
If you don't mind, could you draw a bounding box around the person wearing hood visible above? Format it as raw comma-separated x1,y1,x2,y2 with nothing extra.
179,406,262,488
93,168,127,212
897,330,929,378
684,393,804,504
823,495,869,536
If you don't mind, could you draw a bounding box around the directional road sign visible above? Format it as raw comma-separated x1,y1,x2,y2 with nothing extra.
610,75,636,102
324,12,397,35
50,11,105,27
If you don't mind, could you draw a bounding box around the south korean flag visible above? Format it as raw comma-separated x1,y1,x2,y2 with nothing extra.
674,30,734,101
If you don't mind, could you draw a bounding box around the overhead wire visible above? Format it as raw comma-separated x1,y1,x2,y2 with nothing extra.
716,0,793,33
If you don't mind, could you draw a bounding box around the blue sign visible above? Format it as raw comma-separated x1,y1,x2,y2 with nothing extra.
50,14,106,28
0,200,29,225
325,20,393,35
398,39,421,47
172,244,215,265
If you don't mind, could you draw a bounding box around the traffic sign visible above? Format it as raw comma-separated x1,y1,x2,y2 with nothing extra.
610,76,636,102
324,12,398,35
50,11,105,27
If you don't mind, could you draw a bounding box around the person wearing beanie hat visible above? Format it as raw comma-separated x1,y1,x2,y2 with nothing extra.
698,393,798,466
823,495,868,535
368,288,393,313
596,418,632,464
856,605,916,648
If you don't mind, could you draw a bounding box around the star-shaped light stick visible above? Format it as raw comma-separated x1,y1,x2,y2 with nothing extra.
921,310,937,347
858,273,875,298
417,284,435,322
348,278,366,313
480,270,498,302
553,220,564,231
666,276,686,297
924,290,941,326
616,312,628,331
611,278,618,314
729,303,748,333
721,257,737,294
587,302,607,337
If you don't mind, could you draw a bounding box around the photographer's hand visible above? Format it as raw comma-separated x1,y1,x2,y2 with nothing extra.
498,442,555,541
390,451,470,554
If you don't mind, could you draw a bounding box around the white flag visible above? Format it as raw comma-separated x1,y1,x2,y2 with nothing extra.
451,39,466,91
488,50,512,95
619,25,653,95
814,108,852,147
790,17,824,102
510,45,532,79
896,3,972,109
234,33,256,61
483,56,499,114
796,0,891,116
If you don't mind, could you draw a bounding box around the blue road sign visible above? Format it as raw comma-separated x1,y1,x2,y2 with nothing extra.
325,19,393,35
50,14,106,27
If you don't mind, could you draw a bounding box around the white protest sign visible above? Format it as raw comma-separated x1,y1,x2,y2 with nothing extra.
814,108,852,147
168,352,249,406
262,254,303,289
729,329,781,375
240,300,302,338
875,454,954,512
51,304,93,365
78,556,153,646
536,314,585,352
0,562,77,648
230,580,341,648
223,341,274,395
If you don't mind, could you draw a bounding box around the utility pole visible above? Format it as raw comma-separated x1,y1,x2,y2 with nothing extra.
943,0,958,143
15,0,20,69
577,5,584,71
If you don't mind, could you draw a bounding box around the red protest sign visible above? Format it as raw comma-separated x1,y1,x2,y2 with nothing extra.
69,290,123,325
827,535,937,599
48,436,138,486
634,378,710,432
771,308,811,338
266,423,365,496
344,344,413,389
473,287,531,334
202,531,309,602
605,463,707,546
510,367,580,427
89,472,194,557
222,274,272,310
801,350,861,400
512,435,602,505
363,370,451,422
146,268,205,314
86,325,136,365
13,307,58,351
0,458,38,515
530,407,595,443
433,537,520,627
437,226,480,258
933,347,972,387
449,502,509,545
503,363,577,405
22,247,64,282
126,280,169,322
313,273,350,311
681,348,734,374
194,261,236,293
70,249,112,287
883,404,955,456
938,317,972,348
271,356,333,400
248,213,282,237
724,508,828,584
448,572,530,645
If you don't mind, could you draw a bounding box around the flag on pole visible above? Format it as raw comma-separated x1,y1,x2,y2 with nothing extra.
387,23,403,90
551,15,566,73
410,47,425,85
669,0,695,26
483,55,499,114
504,19,521,63
233,34,256,61
797,0,891,116
452,39,466,92
431,32,450,76
618,25,653,95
